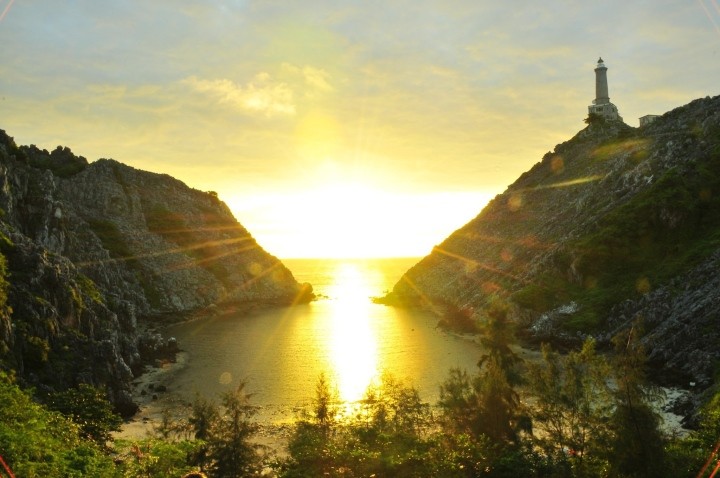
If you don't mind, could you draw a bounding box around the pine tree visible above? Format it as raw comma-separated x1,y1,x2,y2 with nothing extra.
208,382,263,478
475,356,519,443
438,367,478,436
313,372,337,434
439,297,523,445
476,297,523,444
607,321,666,478
527,339,613,475
189,394,219,472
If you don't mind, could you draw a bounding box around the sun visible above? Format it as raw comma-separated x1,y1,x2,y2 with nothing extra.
225,178,495,259
223,156,496,259
289,181,400,259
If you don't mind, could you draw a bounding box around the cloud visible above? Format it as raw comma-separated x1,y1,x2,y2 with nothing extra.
182,73,296,116
280,63,334,99
299,65,333,91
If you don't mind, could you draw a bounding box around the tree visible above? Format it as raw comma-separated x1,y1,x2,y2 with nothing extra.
281,373,436,478
312,372,337,433
279,374,341,477
477,297,522,385
439,297,524,446
607,322,666,478
696,392,720,468
438,367,479,436
115,438,202,478
46,383,122,447
208,381,264,478
476,297,524,444
360,372,430,436
527,339,613,476
438,303,479,334
584,112,606,126
189,394,219,472
664,389,720,478
154,406,182,441
0,372,116,476
438,364,538,476
476,357,521,444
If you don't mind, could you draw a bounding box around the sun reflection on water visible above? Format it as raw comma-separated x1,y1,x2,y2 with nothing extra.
325,262,379,403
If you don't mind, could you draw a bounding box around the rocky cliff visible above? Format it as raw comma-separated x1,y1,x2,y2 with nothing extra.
0,131,311,414
389,95,720,392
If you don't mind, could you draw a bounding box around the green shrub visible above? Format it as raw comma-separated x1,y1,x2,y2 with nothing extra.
77,274,104,305
0,372,116,476
24,335,50,366
23,145,88,178
46,384,122,447
512,150,720,332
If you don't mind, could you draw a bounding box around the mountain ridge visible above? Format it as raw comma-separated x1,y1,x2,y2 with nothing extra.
388,95,720,398
0,131,311,414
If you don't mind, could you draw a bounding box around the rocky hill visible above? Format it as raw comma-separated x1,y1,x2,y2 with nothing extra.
388,95,720,392
0,131,311,414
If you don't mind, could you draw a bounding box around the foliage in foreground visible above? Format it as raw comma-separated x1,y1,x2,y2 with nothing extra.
2,310,720,477
0,372,117,477
275,315,720,478
45,383,123,447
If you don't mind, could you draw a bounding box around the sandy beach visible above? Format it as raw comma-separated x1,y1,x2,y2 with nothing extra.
114,350,294,456
114,352,191,440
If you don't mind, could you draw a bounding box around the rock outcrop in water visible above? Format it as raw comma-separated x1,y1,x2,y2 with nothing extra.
0,131,311,414
388,95,720,395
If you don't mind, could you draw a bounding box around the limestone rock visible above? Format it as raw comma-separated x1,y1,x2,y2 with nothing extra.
0,131,310,414
389,95,720,393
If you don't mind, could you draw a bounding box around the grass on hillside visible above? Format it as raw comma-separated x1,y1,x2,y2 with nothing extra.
512,141,720,332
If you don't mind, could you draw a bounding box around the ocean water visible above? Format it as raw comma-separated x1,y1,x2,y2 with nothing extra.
164,257,483,423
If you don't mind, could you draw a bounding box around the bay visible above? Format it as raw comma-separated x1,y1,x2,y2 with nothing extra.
151,258,484,424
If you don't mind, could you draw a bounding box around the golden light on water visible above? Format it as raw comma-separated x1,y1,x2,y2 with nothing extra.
325,262,379,402
165,257,485,426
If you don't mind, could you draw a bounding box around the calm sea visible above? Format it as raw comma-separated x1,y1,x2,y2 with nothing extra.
163,257,483,423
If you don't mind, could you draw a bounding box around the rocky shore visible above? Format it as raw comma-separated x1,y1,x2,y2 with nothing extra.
0,129,311,414
388,95,720,418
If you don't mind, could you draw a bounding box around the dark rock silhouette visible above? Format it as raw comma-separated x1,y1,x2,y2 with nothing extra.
0,132,311,414
389,95,720,397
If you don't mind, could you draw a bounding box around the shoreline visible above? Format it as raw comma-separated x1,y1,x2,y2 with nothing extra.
116,299,317,446
115,351,190,440
119,298,312,436
117,300,691,449
115,346,294,454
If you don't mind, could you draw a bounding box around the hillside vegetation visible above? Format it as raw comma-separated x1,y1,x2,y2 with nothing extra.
0,130,310,415
390,95,720,389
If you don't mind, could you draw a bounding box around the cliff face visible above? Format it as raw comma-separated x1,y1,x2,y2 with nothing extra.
0,132,310,414
60,158,304,313
391,95,720,389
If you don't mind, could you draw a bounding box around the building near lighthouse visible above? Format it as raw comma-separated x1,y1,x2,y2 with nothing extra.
639,114,660,127
588,57,623,122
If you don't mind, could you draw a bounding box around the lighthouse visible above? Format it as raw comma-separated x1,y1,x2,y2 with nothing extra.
587,57,623,122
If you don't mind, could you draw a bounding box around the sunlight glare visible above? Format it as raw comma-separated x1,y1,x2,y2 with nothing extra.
326,262,378,402
225,185,495,259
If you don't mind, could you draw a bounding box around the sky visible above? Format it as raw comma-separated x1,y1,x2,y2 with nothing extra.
1,1,719,258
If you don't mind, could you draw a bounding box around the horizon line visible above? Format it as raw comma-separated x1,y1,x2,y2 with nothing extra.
280,255,423,261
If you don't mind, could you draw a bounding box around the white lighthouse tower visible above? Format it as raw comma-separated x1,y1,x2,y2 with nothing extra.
587,57,623,122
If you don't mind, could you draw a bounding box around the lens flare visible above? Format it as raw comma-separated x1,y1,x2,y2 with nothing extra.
0,0,15,24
